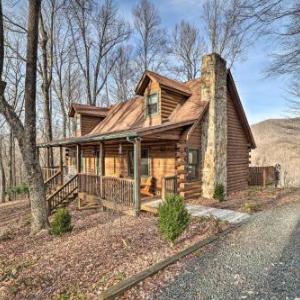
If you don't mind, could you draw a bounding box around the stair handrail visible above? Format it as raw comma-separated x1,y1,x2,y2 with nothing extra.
47,174,78,199
44,169,61,185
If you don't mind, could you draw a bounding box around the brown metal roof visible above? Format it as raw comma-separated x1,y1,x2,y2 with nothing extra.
69,103,110,117
39,69,255,149
88,79,206,137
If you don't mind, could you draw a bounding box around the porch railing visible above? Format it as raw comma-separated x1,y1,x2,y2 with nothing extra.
78,173,101,196
78,174,134,208
44,170,62,195
102,176,134,207
42,167,60,181
162,175,177,199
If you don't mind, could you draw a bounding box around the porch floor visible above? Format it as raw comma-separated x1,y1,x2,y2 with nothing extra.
141,199,250,224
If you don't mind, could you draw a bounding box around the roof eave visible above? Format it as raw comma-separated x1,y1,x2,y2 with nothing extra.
37,131,139,148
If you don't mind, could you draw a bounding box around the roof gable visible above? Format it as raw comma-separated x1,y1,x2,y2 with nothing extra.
135,70,192,97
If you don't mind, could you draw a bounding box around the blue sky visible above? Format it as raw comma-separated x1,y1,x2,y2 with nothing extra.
116,0,289,125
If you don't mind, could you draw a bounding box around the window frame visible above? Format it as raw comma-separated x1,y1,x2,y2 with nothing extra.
145,92,159,116
128,148,150,177
187,148,200,182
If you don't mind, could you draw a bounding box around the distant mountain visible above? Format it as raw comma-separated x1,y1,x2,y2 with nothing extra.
251,118,300,187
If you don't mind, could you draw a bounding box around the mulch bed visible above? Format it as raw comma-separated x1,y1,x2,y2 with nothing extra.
187,187,300,213
0,200,227,300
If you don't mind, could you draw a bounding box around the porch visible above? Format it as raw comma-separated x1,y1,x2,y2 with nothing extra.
40,135,179,215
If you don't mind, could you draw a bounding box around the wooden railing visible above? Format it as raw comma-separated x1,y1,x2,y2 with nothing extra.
102,176,134,207
162,175,177,199
78,173,101,196
44,170,62,195
47,175,78,213
78,174,134,208
42,167,60,181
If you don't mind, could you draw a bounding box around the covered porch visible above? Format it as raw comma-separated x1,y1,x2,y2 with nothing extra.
38,129,181,215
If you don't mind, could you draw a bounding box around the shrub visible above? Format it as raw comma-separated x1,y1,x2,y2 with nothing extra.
213,184,225,201
50,209,72,236
158,194,190,243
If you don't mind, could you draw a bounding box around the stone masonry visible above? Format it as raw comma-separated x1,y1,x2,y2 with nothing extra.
201,53,228,198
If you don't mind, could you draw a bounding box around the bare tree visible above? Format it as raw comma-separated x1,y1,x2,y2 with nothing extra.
67,0,130,106
132,0,167,76
0,0,49,233
170,21,206,81
0,136,5,203
110,46,135,102
201,0,255,67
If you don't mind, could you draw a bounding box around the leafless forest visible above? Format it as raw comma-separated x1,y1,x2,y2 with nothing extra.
0,0,299,231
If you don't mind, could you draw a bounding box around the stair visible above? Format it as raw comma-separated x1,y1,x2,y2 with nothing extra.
46,175,78,214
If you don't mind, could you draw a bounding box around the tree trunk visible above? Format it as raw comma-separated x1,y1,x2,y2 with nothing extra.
40,13,54,166
24,0,49,232
0,0,49,233
0,138,6,203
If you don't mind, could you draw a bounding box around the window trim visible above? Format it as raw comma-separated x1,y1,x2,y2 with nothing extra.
145,92,159,116
128,148,151,177
187,148,200,182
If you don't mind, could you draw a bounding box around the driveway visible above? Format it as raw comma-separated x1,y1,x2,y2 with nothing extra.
157,201,300,299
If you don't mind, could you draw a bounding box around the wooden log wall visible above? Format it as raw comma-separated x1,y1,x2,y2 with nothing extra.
81,115,104,135
227,90,251,193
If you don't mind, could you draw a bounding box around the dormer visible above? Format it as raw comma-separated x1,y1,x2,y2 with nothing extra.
69,104,109,137
135,71,192,125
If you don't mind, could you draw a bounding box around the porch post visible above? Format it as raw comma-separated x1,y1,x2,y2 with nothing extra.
59,146,64,185
99,142,104,176
133,138,141,215
99,142,104,199
76,144,81,174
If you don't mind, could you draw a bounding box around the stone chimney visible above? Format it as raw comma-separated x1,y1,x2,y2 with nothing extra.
200,53,227,198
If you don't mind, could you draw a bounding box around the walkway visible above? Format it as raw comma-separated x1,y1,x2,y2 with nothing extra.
142,199,250,224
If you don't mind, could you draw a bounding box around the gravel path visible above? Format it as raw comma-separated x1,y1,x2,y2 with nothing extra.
157,201,300,300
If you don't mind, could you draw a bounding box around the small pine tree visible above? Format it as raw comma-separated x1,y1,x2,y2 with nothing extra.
213,184,225,201
50,209,72,236
158,194,190,243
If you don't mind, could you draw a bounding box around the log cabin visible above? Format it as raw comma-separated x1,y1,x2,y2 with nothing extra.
38,53,256,215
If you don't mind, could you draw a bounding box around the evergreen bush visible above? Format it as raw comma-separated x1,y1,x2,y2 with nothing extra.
158,194,190,243
50,208,72,236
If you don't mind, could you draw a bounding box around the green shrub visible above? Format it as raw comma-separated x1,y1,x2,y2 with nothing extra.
50,209,72,236
158,194,190,243
213,184,225,201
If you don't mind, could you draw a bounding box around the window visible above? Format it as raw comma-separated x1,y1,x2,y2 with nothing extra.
146,93,158,115
128,148,150,177
188,149,200,181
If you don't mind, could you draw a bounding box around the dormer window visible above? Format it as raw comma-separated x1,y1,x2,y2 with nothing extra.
146,93,159,116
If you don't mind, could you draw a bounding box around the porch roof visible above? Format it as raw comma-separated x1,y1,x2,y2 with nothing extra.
37,118,198,148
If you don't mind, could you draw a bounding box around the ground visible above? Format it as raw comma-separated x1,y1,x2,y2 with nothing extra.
1,187,299,299
124,192,300,299
0,199,224,299
188,186,300,213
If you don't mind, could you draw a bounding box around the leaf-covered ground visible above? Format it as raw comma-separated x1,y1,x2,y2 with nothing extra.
0,200,224,299
188,187,300,213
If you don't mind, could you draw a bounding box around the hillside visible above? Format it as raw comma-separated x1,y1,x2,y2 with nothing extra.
251,117,300,187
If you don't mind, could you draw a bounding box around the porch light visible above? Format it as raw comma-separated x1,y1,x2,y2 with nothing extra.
119,143,123,155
